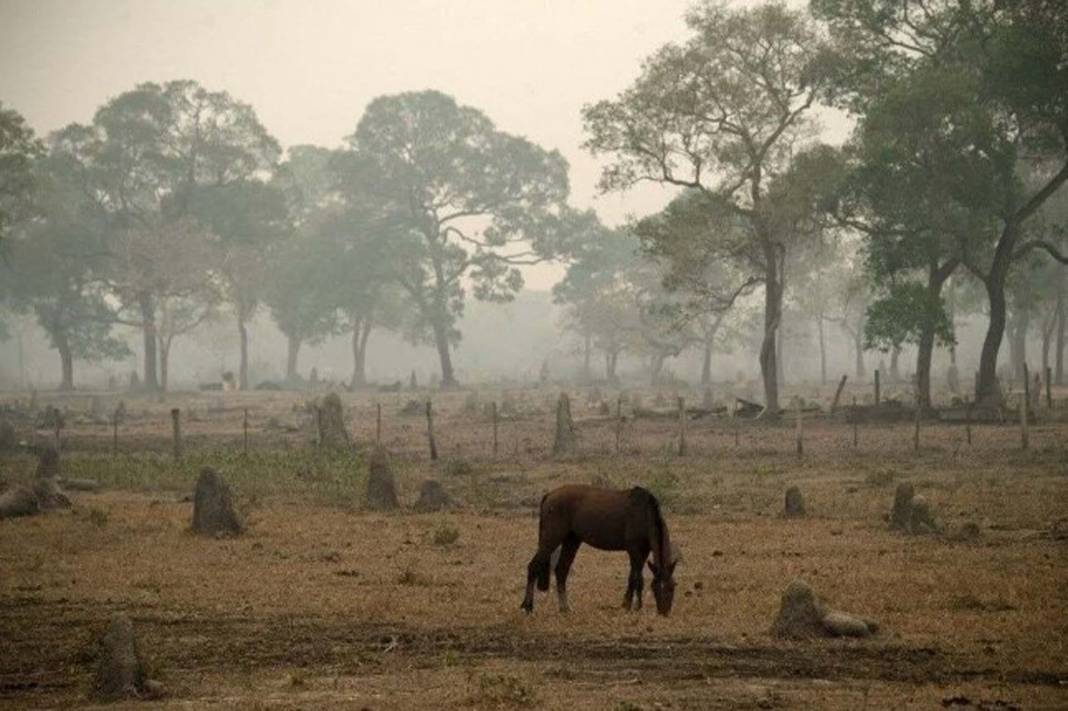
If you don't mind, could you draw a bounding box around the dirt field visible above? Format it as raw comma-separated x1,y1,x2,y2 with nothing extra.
1,386,1067,709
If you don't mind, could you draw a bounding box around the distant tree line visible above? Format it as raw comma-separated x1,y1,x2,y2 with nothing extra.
1,1,1066,413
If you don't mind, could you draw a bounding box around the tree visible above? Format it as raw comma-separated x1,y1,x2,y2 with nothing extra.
189,180,289,389
76,80,281,390
813,0,1068,404
345,90,571,387
108,218,220,392
583,1,826,414
3,136,128,389
0,102,42,248
267,146,346,382
553,212,639,382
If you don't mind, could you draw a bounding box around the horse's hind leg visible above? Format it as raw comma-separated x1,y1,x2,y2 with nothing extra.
554,537,580,613
623,549,646,611
521,546,552,613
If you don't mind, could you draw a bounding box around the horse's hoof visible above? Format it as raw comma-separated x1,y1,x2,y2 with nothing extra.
520,602,533,614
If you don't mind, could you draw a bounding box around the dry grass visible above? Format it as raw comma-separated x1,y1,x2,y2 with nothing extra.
0,386,1066,708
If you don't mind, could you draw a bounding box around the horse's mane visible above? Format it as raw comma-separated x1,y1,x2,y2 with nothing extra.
633,487,671,571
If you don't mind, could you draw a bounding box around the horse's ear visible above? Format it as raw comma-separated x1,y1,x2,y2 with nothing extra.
667,559,678,575
647,561,659,576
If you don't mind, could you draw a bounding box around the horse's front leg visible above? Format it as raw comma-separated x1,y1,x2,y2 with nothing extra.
554,538,580,613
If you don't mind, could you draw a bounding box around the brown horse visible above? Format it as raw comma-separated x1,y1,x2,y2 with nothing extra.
520,484,679,615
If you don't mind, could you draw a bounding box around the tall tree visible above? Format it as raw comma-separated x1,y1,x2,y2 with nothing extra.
189,180,289,389
583,1,826,414
4,135,128,389
345,90,571,387
813,0,1068,404
0,102,42,248
267,146,345,382
76,80,280,390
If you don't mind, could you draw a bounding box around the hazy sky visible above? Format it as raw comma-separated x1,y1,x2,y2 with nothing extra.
0,0,834,289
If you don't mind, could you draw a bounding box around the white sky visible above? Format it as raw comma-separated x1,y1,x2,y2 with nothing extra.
0,0,842,289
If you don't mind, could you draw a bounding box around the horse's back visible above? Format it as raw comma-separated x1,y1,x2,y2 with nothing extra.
540,484,635,551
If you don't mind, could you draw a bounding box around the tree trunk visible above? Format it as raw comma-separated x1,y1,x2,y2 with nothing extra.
139,293,159,391
916,327,934,410
350,319,373,389
758,251,781,414
56,331,74,391
431,318,457,388
1057,283,1066,385
285,335,301,382
158,336,171,393
1008,306,1030,385
237,315,249,391
915,263,956,409
649,353,665,386
701,341,712,385
776,323,785,389
582,332,592,382
976,231,1016,403
854,330,865,380
817,317,826,385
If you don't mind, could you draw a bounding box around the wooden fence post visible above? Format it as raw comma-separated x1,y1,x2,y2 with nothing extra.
1021,364,1030,450
112,409,119,455
376,403,382,445
733,400,740,447
830,375,848,414
913,394,921,452
426,400,438,461
852,395,858,448
492,401,499,456
677,396,687,457
315,406,323,448
795,397,804,460
965,396,972,446
1046,366,1053,409
243,407,249,456
615,395,623,454
170,408,182,461
874,369,881,406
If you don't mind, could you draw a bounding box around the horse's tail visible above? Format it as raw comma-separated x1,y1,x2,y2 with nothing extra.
645,489,671,571
535,492,553,591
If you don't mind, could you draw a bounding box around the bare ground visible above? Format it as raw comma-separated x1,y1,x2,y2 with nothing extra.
1,386,1067,709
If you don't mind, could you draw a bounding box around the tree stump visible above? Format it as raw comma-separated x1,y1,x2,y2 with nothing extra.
909,495,940,534
552,393,576,456
191,468,243,536
414,479,452,512
0,419,16,451
317,392,351,448
366,446,399,511
35,443,61,480
0,486,40,519
889,481,941,534
91,614,163,700
784,486,806,518
889,482,915,530
771,579,827,639
771,579,878,639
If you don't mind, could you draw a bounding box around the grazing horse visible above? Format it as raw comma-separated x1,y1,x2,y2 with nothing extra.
520,485,679,615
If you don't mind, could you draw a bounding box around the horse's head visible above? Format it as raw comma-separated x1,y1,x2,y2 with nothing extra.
648,545,681,616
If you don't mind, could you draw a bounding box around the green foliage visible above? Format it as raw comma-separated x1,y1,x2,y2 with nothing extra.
864,282,955,352
0,102,42,244
341,89,572,384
